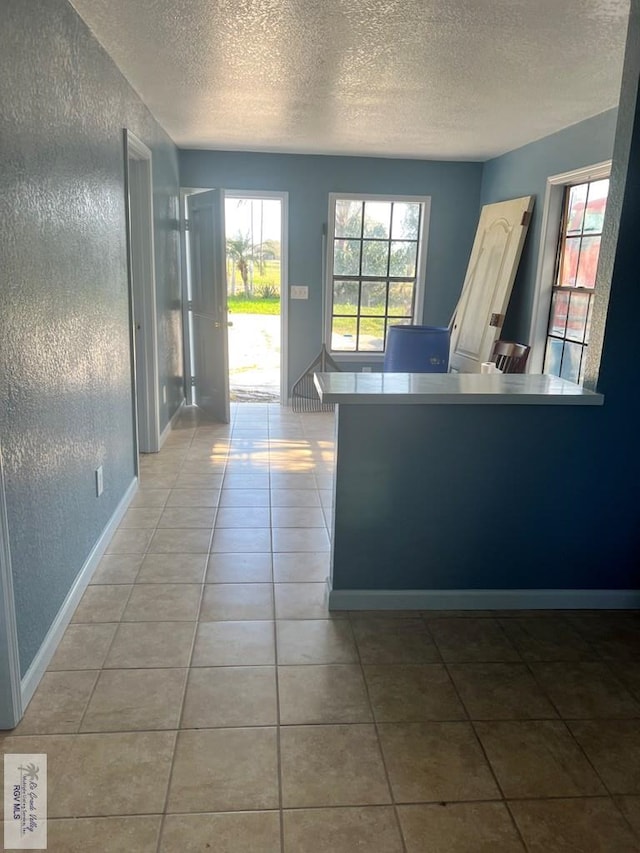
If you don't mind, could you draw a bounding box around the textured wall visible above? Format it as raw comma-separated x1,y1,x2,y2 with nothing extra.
0,0,182,674
480,109,618,343
179,151,483,390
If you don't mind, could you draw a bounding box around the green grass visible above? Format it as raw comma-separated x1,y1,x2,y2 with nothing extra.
226,258,282,311
228,296,281,315
332,304,410,337
227,259,281,295
332,317,385,336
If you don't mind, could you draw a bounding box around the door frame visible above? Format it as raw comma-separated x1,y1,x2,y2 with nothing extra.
124,130,161,454
179,188,195,406
528,160,611,374
0,443,22,729
224,190,289,404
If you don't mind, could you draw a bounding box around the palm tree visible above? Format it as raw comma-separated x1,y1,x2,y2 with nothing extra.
226,232,255,297
259,238,280,260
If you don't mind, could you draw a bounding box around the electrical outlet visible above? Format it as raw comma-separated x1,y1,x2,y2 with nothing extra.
162,385,167,405
290,285,309,300
361,366,372,373
95,466,104,497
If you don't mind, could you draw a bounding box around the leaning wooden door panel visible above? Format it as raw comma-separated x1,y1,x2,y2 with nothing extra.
449,196,534,373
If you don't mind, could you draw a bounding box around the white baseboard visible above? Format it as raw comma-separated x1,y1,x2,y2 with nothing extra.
328,587,640,611
20,477,139,709
159,398,186,448
0,449,22,729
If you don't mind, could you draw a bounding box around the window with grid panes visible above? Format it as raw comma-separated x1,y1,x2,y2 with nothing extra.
544,178,609,383
326,196,429,353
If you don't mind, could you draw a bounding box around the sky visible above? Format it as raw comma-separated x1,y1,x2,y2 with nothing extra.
224,197,281,244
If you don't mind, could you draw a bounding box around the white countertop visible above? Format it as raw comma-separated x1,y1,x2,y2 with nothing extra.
314,372,604,405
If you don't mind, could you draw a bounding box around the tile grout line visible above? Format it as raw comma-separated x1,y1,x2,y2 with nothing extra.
424,614,640,846
153,405,231,853
152,416,209,840
348,610,409,853
9,791,633,818
16,708,640,737
519,651,640,838
127,421,204,853
74,425,200,852
155,589,207,853
268,410,287,853
421,617,532,853
75,487,169,732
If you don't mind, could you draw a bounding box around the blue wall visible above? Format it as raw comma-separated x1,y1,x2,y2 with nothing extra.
0,0,183,673
480,109,618,342
180,151,483,389
332,402,630,591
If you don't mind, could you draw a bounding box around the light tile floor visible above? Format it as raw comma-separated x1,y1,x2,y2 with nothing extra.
3,404,640,852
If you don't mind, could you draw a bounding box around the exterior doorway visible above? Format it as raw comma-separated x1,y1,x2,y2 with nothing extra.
224,192,288,403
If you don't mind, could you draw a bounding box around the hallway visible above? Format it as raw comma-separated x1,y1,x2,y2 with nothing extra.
2,404,640,852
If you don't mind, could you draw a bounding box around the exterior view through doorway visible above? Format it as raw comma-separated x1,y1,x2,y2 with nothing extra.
225,193,287,403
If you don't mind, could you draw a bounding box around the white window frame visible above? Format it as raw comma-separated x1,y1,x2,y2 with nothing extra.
528,160,611,374
324,192,431,360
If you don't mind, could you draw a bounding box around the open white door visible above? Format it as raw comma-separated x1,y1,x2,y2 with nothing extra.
187,190,230,423
449,196,534,373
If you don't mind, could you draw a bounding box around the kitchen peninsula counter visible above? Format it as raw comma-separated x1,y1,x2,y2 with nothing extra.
314,371,607,612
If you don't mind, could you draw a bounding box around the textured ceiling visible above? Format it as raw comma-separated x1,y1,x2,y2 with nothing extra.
70,0,630,160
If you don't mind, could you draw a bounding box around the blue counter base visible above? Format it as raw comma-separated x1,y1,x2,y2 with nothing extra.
329,404,639,593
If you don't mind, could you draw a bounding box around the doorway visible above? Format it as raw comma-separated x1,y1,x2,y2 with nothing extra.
225,192,287,403
124,130,161,455
183,189,288,419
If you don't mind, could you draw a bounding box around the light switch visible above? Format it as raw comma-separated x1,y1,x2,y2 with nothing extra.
290,285,309,300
